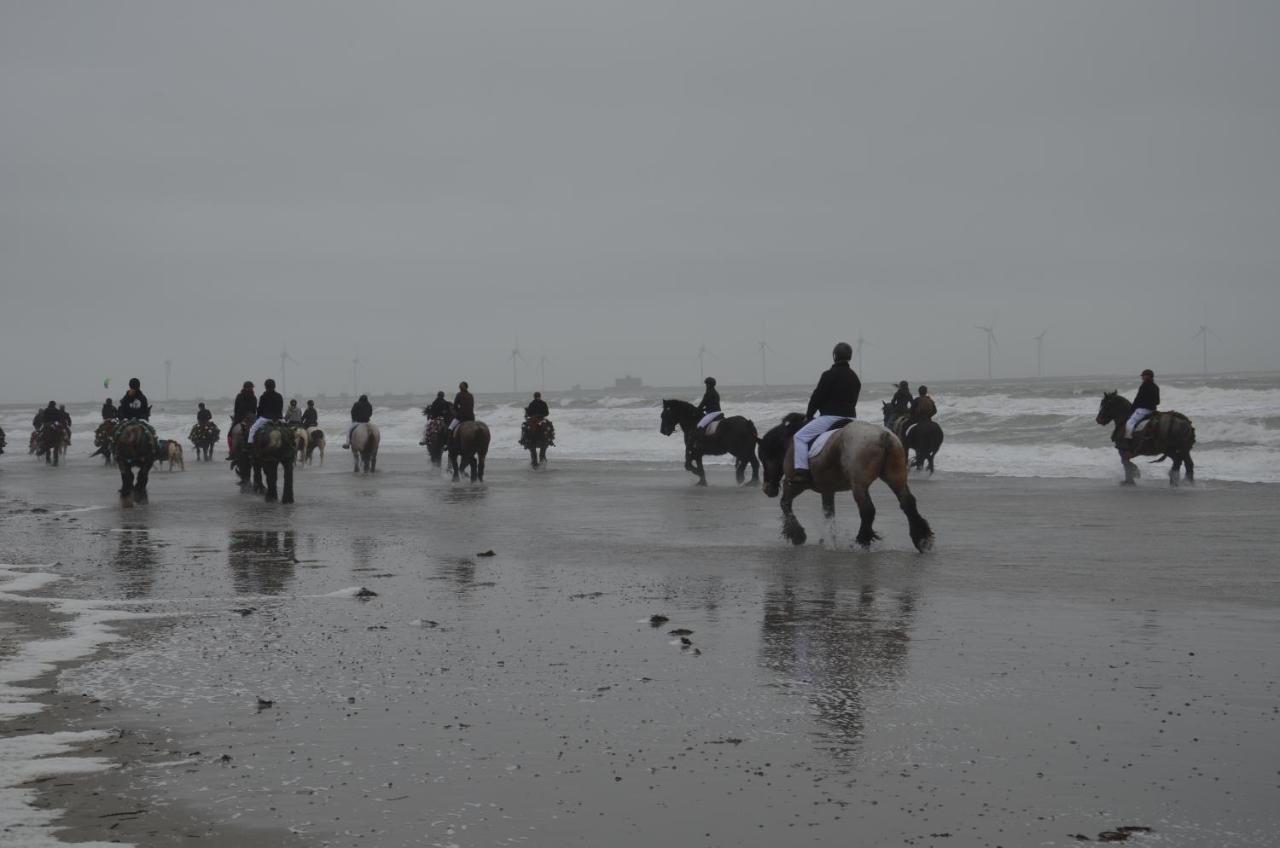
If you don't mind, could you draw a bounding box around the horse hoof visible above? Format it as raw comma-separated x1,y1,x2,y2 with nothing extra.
914,534,935,553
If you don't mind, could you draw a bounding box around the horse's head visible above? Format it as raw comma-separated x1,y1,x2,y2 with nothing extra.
760,414,805,498
1096,391,1121,426
881,400,893,426
659,400,678,436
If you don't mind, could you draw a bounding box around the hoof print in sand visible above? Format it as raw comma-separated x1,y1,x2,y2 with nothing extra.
648,614,669,626
354,587,378,599
256,698,274,710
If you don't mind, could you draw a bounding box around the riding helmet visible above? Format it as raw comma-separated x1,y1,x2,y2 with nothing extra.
129,377,141,389
1141,369,1154,378
898,380,909,389
704,377,716,386
832,342,853,362
264,379,276,390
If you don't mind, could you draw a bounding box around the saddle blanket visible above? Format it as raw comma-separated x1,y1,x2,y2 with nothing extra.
697,411,723,436
807,418,853,459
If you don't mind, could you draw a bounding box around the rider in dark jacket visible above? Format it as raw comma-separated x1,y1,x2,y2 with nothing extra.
350,395,373,423
452,384,475,423
257,380,285,420
890,381,913,416
301,400,318,428
525,392,550,418
696,378,721,415
228,381,256,457
794,345,862,483
118,378,150,421
102,398,118,420
196,403,213,424
425,392,452,419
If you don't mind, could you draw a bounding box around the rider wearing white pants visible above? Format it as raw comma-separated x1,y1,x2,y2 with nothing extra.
1121,369,1160,453
791,342,862,483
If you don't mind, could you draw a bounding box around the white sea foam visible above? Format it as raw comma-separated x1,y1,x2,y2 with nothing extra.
4,374,1278,482
0,563,150,847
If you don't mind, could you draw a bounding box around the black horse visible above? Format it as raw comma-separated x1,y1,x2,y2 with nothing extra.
189,421,220,462
251,422,296,503
422,417,448,467
1096,392,1196,486
521,417,555,468
881,403,944,473
659,399,759,486
115,420,159,507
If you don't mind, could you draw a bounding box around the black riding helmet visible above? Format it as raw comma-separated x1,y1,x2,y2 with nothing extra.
128,377,141,389
264,378,276,390
898,380,909,389
832,342,853,362
918,385,928,394
704,377,716,386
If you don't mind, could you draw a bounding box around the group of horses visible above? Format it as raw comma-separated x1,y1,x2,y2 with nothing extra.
660,390,1197,554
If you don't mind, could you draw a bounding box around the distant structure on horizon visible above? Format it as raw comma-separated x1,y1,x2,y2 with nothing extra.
614,375,644,390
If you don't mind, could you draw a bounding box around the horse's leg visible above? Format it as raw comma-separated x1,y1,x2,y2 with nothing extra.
282,460,294,504
254,460,265,494
450,450,460,482
134,463,151,504
1183,451,1194,484
118,462,134,505
1120,457,1138,486
694,454,707,487
735,457,745,485
851,484,879,547
780,481,807,545
821,492,836,519
880,446,934,552
264,462,278,502
530,446,538,468
747,452,759,487
1169,454,1181,487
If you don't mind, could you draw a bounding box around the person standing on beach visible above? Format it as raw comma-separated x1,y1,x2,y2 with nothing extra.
1120,369,1160,457
791,343,861,485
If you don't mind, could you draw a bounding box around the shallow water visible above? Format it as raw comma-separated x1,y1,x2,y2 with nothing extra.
2,454,1278,846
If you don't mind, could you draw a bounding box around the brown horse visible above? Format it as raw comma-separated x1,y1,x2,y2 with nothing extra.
114,420,160,507
92,420,118,465
759,414,933,552
350,422,380,473
302,427,326,466
521,417,554,468
423,417,448,467
449,421,490,482
38,421,69,466
189,421,220,462
1095,392,1196,486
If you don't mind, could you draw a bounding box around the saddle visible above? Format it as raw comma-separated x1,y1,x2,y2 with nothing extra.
807,418,853,459
703,419,721,438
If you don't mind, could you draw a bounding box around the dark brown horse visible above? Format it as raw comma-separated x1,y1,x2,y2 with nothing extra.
1096,392,1196,486
251,422,296,503
449,421,490,482
37,422,69,466
521,417,555,468
759,414,933,552
92,419,118,465
881,403,945,473
423,417,448,467
659,399,759,486
114,420,159,507
189,421,220,462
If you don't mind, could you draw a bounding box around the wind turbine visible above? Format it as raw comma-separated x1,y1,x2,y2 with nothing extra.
975,325,998,380
758,341,773,388
1033,330,1048,378
537,353,551,390
280,346,299,398
854,333,873,376
509,340,525,393
164,359,172,401
1191,323,1220,376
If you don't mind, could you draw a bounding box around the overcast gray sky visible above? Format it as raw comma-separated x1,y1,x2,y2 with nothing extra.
2,1,1277,402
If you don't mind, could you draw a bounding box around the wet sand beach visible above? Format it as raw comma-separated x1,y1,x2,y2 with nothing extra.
2,452,1278,847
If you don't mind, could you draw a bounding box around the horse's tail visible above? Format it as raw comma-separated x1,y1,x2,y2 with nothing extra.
878,430,895,478
1148,454,1169,464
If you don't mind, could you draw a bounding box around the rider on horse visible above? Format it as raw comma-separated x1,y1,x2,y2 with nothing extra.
196,402,213,425
1119,369,1160,459
301,400,319,428
33,401,60,457
101,397,118,420
227,381,256,458
118,378,150,420
343,394,373,449
791,342,861,485
890,381,913,416
448,382,475,448
911,385,936,419
249,378,284,446
285,399,303,426
695,377,722,440
419,391,452,446
520,391,554,448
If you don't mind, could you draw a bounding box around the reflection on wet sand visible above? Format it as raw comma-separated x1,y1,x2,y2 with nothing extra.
760,573,916,765
111,524,158,598
227,530,297,595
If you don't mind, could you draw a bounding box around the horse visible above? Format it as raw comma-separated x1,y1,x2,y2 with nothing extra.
422,417,448,467
659,399,759,486
350,422,380,473
1095,392,1196,486
449,421,490,482
158,439,185,471
303,427,326,466
189,421,220,462
114,420,159,507
38,422,69,466
521,417,555,468
759,413,933,552
250,422,296,503
92,420,118,465
881,403,944,473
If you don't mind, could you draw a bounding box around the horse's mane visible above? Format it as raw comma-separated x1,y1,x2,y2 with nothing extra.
662,398,698,413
